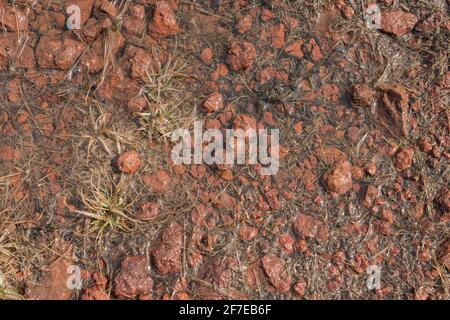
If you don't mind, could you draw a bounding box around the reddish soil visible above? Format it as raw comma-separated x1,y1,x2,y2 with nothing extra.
0,0,449,300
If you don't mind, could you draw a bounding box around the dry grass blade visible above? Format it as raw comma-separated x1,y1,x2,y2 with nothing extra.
75,103,137,160
0,278,23,300
72,171,139,238
0,207,23,300
138,54,198,139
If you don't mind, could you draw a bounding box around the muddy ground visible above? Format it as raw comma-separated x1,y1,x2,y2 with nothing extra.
0,0,449,300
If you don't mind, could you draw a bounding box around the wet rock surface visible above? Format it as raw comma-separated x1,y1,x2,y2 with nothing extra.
260,254,291,293
380,9,418,37
113,256,153,299
202,92,224,113
148,1,181,38
227,40,257,71
35,33,85,70
151,222,183,275
394,147,414,171
0,0,448,301
323,160,353,194
293,213,329,241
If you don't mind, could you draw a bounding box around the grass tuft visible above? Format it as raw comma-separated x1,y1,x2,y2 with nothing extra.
138,54,198,139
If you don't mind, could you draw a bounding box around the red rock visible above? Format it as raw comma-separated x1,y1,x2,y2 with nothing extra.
99,0,118,18
191,203,209,226
278,234,295,255
35,33,85,69
261,8,273,22
376,84,410,137
365,162,377,176
188,251,203,269
210,63,229,81
304,39,322,62
412,201,425,221
270,24,285,49
316,146,347,165
227,40,257,71
82,272,109,300
219,168,233,181
284,41,304,59
137,202,159,220
117,151,141,174
362,185,378,208
260,254,291,293
82,287,110,300
381,210,394,224
82,17,112,41
344,221,366,237
293,121,303,134
200,47,213,64
339,4,354,19
239,225,258,241
0,144,21,161
293,278,307,297
123,3,147,35
418,137,433,153
35,114,54,136
204,119,222,130
284,16,298,29
435,188,450,214
263,111,275,126
293,213,329,241
27,258,72,300
125,45,166,79
212,191,237,210
80,37,104,73
148,1,181,38
351,254,369,274
7,77,20,103
323,160,352,194
198,256,237,290
350,84,374,108
437,239,450,270
0,33,36,70
97,68,140,104
173,292,190,300
0,5,28,31
258,66,287,84
257,66,276,84
202,92,224,113
415,11,445,33
265,189,280,210
414,286,431,300
128,47,155,79
380,9,417,37
113,256,153,298
127,96,147,112
142,170,171,192
29,8,65,33
232,114,257,131
374,219,391,236
151,222,183,274
393,147,414,170
236,14,252,34
65,0,94,26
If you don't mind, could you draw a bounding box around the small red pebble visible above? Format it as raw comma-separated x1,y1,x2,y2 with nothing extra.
200,47,213,64
261,8,273,21
293,121,303,134
117,151,141,174
202,92,224,113
366,162,377,176
239,224,258,241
